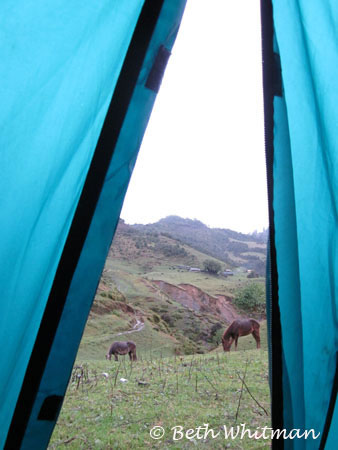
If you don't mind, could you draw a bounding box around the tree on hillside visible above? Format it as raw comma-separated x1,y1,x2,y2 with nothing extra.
203,259,222,274
234,282,265,313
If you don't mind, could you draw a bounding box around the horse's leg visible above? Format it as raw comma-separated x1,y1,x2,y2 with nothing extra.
128,351,132,361
252,330,261,349
114,353,118,361
234,336,238,350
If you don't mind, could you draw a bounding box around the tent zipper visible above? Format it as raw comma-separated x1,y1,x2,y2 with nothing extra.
260,0,284,447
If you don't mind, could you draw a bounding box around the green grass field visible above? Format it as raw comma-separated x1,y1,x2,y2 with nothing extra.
49,349,270,449
50,321,270,449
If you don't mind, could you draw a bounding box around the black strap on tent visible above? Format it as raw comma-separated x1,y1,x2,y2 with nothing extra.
272,52,282,98
4,1,165,448
145,44,171,92
260,1,284,448
319,353,338,449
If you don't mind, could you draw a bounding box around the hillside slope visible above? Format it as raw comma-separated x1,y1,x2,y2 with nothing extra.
77,218,266,360
125,216,267,275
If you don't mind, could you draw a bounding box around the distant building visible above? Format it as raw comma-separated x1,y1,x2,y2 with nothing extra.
247,270,259,278
222,270,234,277
177,265,190,270
189,267,201,272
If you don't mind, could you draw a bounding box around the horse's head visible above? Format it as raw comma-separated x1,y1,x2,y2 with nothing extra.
105,353,111,360
222,337,231,352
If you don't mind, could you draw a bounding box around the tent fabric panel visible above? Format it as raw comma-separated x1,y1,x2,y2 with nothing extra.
272,0,338,445
0,1,144,448
20,1,187,448
273,94,305,441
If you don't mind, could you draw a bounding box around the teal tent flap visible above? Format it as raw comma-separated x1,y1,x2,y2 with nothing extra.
263,0,338,448
0,1,144,445
21,1,186,448
0,0,186,448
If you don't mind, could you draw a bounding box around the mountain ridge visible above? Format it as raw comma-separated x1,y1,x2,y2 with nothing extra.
120,215,267,275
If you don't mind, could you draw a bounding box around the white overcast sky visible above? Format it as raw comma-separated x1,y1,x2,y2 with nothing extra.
121,0,268,234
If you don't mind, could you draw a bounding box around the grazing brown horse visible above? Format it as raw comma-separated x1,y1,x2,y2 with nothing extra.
221,319,260,352
106,341,137,361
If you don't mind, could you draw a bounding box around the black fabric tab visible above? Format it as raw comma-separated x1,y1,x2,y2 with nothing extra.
145,45,171,92
38,396,63,421
273,52,282,97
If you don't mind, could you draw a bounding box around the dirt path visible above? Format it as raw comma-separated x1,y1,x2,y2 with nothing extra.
111,317,144,338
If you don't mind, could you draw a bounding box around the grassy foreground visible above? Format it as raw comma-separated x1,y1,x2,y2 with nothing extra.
49,348,270,449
